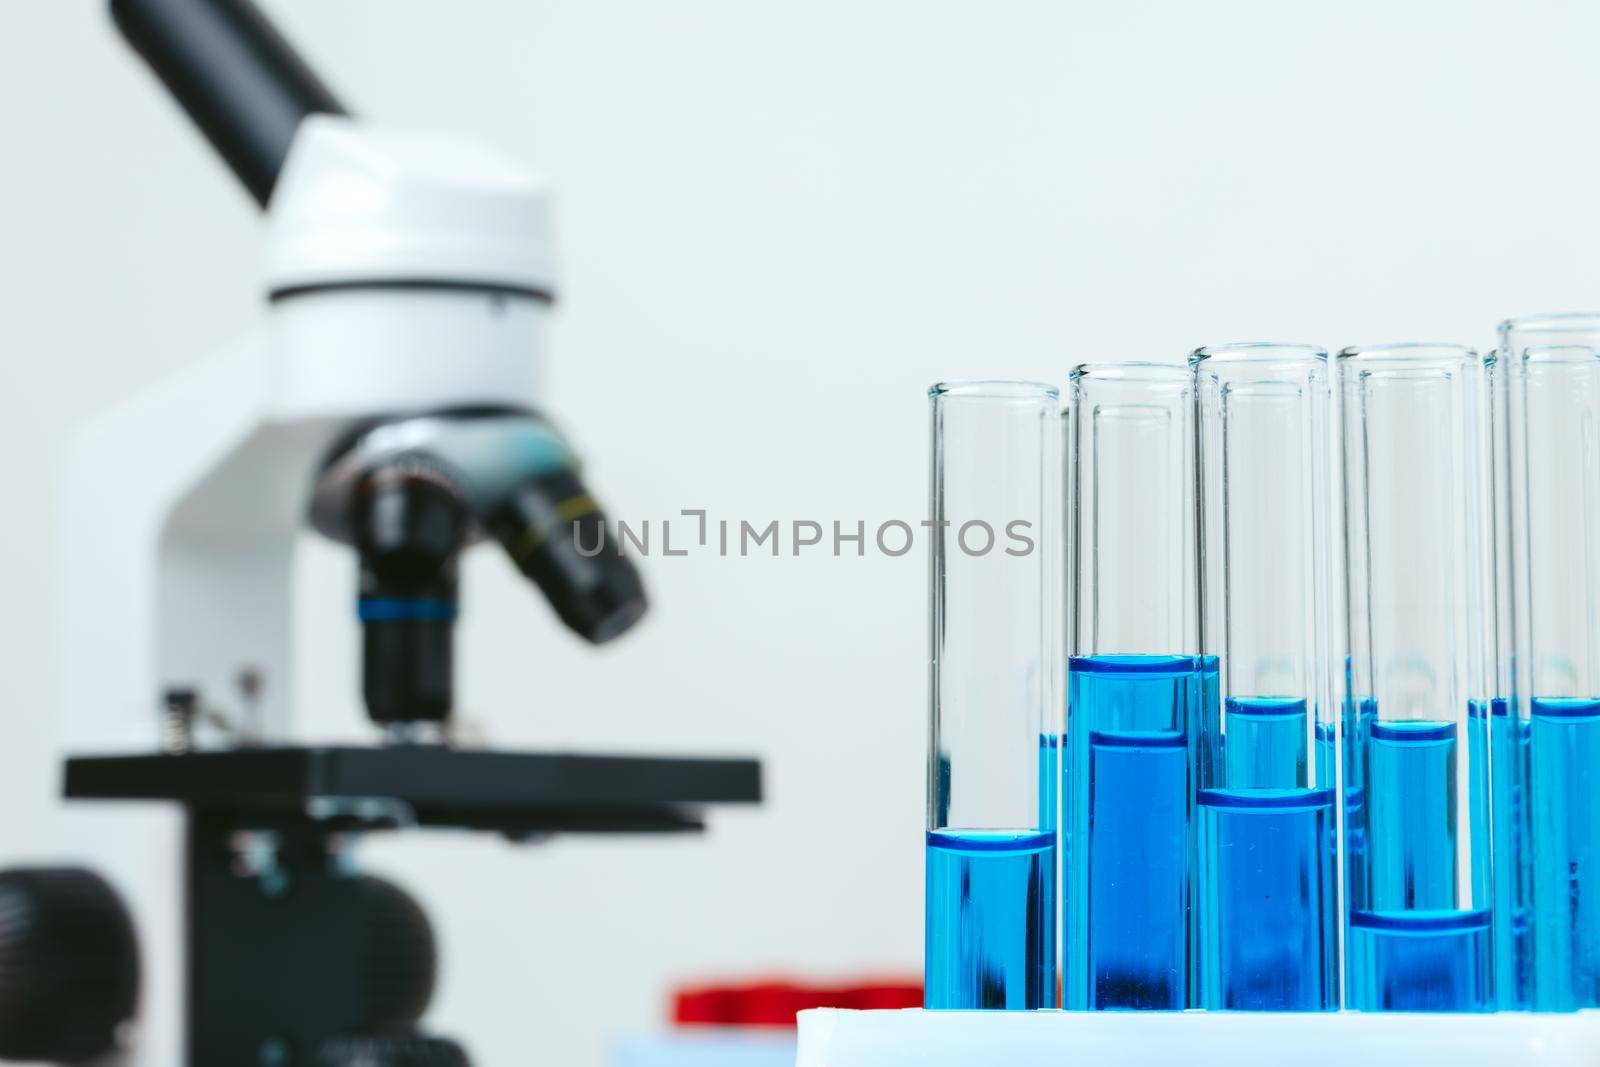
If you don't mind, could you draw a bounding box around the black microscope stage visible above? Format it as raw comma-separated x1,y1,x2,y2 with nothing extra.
65,746,762,836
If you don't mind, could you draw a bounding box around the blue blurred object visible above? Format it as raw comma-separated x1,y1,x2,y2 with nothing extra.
614,1033,797,1067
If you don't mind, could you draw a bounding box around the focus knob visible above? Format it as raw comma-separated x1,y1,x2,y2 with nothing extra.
354,876,436,1029
317,1032,470,1067
0,867,139,1063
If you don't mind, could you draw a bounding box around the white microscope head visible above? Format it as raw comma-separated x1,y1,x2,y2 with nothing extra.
261,115,560,418
112,0,561,418
265,115,557,302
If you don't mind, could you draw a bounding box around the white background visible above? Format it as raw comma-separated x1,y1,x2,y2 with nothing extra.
2,1,1598,1064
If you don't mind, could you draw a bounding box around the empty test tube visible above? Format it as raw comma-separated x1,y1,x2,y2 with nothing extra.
1337,343,1494,1012
1192,344,1337,1011
1495,316,1600,1011
925,381,1059,1010
1064,362,1207,1010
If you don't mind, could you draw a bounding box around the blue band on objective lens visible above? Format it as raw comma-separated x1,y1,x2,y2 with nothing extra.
358,597,459,623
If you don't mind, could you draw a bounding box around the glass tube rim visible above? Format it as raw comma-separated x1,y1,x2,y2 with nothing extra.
1518,342,1600,366
1188,341,1328,369
1498,311,1600,339
928,379,1058,401
1068,359,1189,383
1335,341,1479,369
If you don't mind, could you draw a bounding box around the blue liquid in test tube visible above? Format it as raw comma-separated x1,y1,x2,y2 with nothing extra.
1197,700,1337,1010
1193,344,1337,1011
925,830,1056,1009
1039,733,1059,833
1065,654,1210,1010
1493,322,1600,1011
1064,363,1203,1010
1487,699,1534,1007
1197,786,1336,1009
1346,720,1492,1010
1342,711,1497,1012
924,381,1060,1010
1337,344,1493,1012
1220,697,1308,788
1529,697,1600,1008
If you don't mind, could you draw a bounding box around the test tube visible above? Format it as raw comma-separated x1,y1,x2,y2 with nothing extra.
1337,343,1494,1012
926,381,1059,1010
1064,362,1206,1010
1192,344,1337,1010
1484,321,1537,1010
1496,315,1600,1011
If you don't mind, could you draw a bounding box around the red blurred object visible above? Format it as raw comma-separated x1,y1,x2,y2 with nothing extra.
672,979,923,1029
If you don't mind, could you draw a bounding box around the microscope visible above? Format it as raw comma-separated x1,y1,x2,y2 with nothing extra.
54,1,761,1064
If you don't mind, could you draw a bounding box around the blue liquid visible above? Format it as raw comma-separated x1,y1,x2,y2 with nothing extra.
1039,734,1060,832
1468,704,1492,912
1346,909,1493,1011
1315,722,1335,796
1347,717,1493,1011
1221,697,1308,789
1365,721,1460,910
1064,654,1212,1010
1197,787,1337,1009
1343,698,1375,920
1529,697,1600,1010
1480,700,1533,1009
1039,733,1063,991
1196,695,1335,1010
925,829,1056,1009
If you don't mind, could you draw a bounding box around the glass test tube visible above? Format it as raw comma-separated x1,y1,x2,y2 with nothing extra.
1064,362,1206,1010
1490,315,1600,1010
1337,343,1494,1012
1497,315,1600,1011
1192,344,1337,1010
926,381,1059,1010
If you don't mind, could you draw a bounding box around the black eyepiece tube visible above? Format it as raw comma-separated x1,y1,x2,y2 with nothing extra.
110,0,347,206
